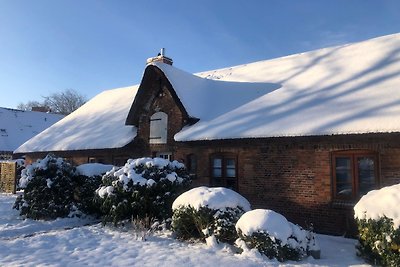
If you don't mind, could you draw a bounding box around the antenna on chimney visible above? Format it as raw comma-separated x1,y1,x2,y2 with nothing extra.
146,48,173,65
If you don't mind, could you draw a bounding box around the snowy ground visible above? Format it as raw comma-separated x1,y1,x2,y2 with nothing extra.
0,193,370,267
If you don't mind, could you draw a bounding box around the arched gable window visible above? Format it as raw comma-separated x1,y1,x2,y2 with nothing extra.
149,112,168,144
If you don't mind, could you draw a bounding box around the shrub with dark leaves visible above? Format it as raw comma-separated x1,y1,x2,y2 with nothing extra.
14,154,78,219
171,186,251,244
93,157,191,225
14,154,106,220
235,209,319,262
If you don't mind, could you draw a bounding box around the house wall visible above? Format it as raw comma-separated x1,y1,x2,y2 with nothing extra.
18,141,145,167
175,133,400,235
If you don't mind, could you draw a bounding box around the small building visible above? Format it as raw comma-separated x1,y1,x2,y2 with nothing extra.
0,107,64,160
14,33,400,235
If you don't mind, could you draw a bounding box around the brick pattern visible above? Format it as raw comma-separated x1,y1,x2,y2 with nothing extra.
175,134,400,235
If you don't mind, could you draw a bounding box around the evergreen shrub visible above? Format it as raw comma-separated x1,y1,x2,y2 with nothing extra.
235,209,319,262
172,205,246,244
171,186,250,244
13,154,102,220
93,157,191,225
356,217,400,266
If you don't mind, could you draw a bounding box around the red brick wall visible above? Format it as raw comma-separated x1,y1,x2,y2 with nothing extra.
175,133,400,235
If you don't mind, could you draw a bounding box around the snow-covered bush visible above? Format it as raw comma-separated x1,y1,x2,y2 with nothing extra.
14,154,78,219
235,209,319,262
93,157,191,225
354,184,400,266
13,155,112,220
74,163,114,215
172,186,251,244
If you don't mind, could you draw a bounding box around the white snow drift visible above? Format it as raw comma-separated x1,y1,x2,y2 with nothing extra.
354,183,400,228
172,186,251,211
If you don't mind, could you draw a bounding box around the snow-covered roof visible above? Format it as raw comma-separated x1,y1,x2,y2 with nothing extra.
14,33,400,153
14,86,138,153
174,33,400,141
0,107,64,152
152,62,279,120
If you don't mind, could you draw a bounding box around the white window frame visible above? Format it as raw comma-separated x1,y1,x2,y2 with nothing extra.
156,152,172,161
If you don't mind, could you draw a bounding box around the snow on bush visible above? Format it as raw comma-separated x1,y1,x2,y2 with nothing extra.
354,184,400,266
14,154,78,219
354,184,400,228
14,155,109,220
172,186,251,244
76,163,114,177
236,209,319,262
93,157,191,225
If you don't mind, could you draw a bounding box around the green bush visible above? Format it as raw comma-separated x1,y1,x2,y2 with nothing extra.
93,157,191,225
235,209,318,262
172,205,246,244
14,154,76,219
171,186,251,244
73,174,103,215
13,154,103,220
237,230,304,262
356,217,400,266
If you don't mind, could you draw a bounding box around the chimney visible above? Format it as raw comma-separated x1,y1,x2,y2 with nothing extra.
31,106,51,113
146,48,173,65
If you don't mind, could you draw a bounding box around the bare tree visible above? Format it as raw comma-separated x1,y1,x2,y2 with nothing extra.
17,89,87,115
43,89,87,115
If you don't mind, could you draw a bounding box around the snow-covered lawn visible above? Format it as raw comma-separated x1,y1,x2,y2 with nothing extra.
0,193,370,267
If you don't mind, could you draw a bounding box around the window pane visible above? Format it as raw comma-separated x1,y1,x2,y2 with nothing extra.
226,158,236,177
358,157,376,196
188,154,197,173
213,168,222,177
336,157,352,196
212,158,222,177
213,158,222,168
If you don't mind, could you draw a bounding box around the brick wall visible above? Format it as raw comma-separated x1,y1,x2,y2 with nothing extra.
175,133,400,235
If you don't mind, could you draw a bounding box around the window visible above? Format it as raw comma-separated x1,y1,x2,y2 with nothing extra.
210,154,237,190
332,151,379,200
187,154,197,179
156,152,172,161
149,112,168,144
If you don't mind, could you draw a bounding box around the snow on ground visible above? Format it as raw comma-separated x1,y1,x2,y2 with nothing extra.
0,193,370,267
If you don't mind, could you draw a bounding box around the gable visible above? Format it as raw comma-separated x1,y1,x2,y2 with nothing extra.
125,65,190,127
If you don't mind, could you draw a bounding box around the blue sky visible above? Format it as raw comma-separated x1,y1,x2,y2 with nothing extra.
1,0,399,109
